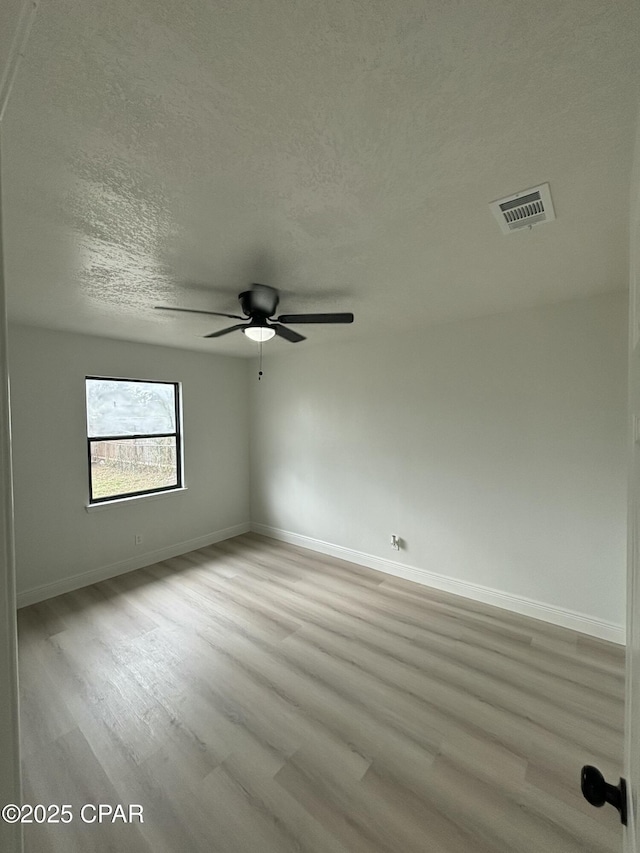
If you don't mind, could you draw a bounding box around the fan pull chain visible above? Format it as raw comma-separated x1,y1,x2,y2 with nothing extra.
258,340,263,380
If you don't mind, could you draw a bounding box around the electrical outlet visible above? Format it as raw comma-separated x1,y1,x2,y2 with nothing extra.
135,534,143,546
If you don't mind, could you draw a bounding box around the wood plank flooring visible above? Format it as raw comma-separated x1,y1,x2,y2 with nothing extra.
17,533,625,852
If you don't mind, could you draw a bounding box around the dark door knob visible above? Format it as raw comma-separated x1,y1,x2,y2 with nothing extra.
581,765,627,825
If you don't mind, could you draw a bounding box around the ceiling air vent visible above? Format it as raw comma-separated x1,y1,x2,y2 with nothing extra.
490,183,555,234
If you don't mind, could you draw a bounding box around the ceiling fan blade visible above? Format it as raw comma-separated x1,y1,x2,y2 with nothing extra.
204,324,248,338
272,323,306,343
155,306,245,320
276,312,354,324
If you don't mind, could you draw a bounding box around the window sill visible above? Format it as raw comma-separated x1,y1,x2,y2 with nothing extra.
85,486,188,512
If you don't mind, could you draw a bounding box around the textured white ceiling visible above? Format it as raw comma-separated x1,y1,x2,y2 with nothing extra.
2,0,639,356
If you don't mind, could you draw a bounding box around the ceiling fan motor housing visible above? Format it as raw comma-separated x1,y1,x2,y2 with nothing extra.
239,285,279,318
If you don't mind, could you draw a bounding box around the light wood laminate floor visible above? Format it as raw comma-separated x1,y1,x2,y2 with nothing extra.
18,533,624,852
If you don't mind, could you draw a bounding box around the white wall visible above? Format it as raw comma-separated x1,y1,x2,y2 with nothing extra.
7,293,629,636
250,292,628,635
8,324,251,601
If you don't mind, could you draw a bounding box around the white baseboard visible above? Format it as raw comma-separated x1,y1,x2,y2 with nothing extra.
17,522,251,608
251,523,625,645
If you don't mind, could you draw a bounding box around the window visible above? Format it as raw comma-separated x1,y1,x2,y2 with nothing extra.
86,377,183,503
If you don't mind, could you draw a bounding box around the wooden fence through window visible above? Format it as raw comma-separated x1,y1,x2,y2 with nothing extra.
90,438,176,470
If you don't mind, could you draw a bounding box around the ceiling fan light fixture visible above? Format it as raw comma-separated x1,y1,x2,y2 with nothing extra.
243,325,275,342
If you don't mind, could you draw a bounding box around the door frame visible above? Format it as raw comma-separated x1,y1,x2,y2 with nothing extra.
0,139,23,853
624,95,640,853
0,3,42,850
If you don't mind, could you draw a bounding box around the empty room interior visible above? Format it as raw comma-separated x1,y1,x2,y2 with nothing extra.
1,1,640,852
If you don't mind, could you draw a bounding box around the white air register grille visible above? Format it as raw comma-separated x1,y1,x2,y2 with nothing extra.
490,183,555,234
